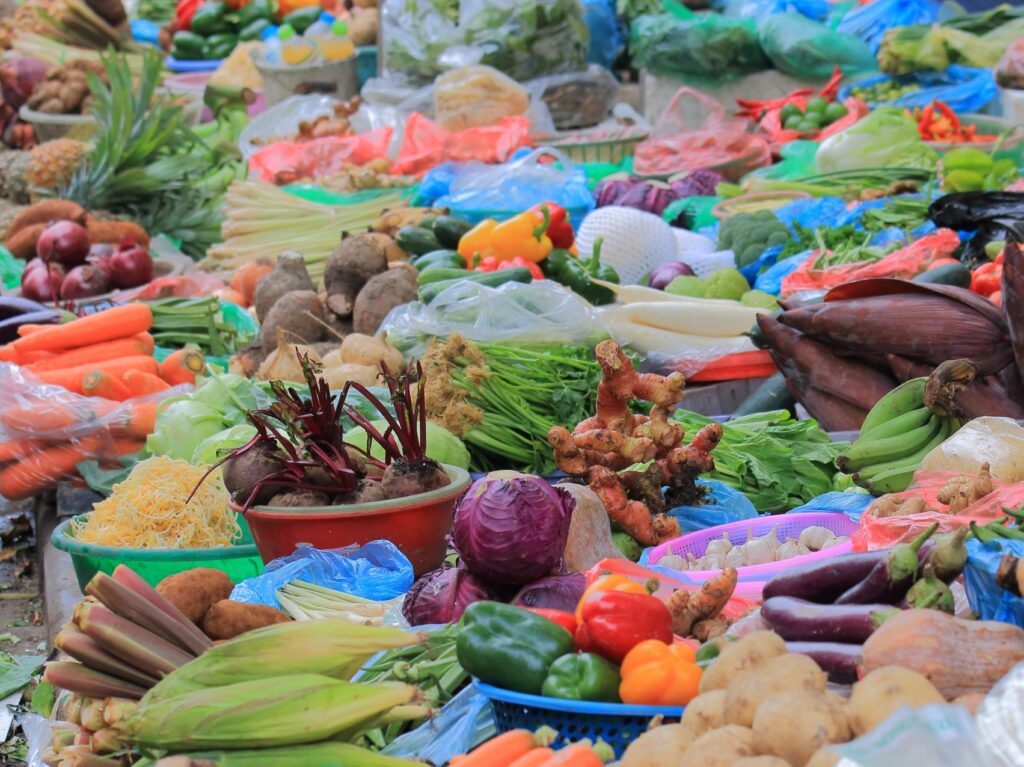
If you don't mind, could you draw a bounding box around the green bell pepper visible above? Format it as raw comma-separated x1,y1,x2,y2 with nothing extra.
237,0,274,27
205,32,238,59
456,601,574,695
189,1,230,36
541,237,619,306
541,653,620,703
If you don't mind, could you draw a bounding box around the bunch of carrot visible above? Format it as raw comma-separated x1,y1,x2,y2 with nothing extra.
0,303,207,501
449,729,610,767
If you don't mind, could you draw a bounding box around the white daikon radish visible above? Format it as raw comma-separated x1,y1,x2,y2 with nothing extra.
616,301,766,338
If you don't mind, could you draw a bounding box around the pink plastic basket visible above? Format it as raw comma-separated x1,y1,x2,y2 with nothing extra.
648,513,859,586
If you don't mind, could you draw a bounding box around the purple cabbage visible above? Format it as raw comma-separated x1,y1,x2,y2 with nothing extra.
452,474,575,586
513,573,586,612
669,169,725,198
401,564,502,625
594,174,635,208
648,261,696,290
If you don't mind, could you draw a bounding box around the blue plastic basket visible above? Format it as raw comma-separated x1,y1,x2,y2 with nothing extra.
474,681,684,757
165,56,223,73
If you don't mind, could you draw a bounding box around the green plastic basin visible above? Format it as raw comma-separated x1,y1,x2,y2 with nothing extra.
52,514,264,592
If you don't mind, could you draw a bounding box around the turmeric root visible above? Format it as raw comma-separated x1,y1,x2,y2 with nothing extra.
666,567,738,637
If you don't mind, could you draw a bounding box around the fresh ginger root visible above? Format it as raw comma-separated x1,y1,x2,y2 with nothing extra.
548,341,720,546
870,494,926,518
937,462,994,513
665,567,738,637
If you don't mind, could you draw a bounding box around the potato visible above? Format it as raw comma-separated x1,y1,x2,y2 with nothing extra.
201,600,291,640
753,690,850,766
725,653,827,727
681,689,727,736
684,725,756,767
620,723,697,767
700,631,787,693
734,758,793,767
953,692,986,715
323,363,381,390
848,666,944,736
156,568,233,625
340,333,404,371
805,747,841,767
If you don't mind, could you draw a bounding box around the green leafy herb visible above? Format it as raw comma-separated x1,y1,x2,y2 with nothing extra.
0,653,45,701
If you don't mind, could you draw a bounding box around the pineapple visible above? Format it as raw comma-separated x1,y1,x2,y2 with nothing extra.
0,138,86,203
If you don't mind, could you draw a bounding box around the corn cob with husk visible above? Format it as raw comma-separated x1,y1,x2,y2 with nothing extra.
147,742,423,766
147,619,425,700
118,674,418,749
779,278,1013,375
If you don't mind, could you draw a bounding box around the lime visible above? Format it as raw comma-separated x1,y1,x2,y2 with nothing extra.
784,114,803,130
824,102,848,123
806,97,828,113
780,103,801,122
796,120,818,133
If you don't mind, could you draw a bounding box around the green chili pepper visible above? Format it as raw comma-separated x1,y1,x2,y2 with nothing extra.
1003,505,1024,527
541,237,619,306
541,653,621,703
456,601,574,695
971,520,1000,544
990,521,1024,541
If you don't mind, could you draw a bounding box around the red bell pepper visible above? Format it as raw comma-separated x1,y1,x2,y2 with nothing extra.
500,256,544,280
474,256,500,273
524,607,578,638
575,591,673,665
531,202,574,250
176,0,202,29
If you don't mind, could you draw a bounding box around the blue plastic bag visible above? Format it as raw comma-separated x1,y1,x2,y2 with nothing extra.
416,162,461,205
964,538,1024,628
582,0,622,69
835,0,940,53
230,541,414,609
838,65,998,114
433,147,594,229
667,480,760,534
786,491,874,523
721,0,830,21
382,685,495,763
755,252,808,295
739,244,783,284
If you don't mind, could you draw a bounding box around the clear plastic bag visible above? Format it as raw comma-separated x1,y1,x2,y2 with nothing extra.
380,280,604,359
629,13,768,80
815,106,937,174
0,363,188,502
525,65,619,130
921,416,1024,482
434,65,529,132
758,14,876,80
634,87,771,181
432,147,594,224
229,541,414,608
239,94,338,160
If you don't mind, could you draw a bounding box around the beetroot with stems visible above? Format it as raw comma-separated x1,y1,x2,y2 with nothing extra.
109,239,154,289
20,258,64,302
36,220,90,268
60,264,111,299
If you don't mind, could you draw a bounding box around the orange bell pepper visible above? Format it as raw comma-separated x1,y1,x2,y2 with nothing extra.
575,574,652,623
619,640,702,706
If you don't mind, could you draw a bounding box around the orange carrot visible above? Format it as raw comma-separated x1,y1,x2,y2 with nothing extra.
158,349,206,386
538,745,604,767
0,436,105,500
111,402,158,439
0,439,45,464
0,401,115,434
230,259,273,305
35,356,159,394
122,370,170,397
83,370,132,401
18,350,57,364
10,303,152,354
15,323,51,337
449,731,537,766
26,335,155,373
510,748,555,767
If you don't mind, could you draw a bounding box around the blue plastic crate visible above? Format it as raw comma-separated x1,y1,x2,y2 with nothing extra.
474,681,684,757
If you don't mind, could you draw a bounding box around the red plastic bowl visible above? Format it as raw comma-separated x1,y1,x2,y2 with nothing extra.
240,465,470,577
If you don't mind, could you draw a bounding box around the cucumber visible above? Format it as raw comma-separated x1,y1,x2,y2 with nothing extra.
432,216,474,249
419,268,533,304
913,262,971,288
395,226,442,257
417,267,474,286
411,249,465,272
732,372,794,417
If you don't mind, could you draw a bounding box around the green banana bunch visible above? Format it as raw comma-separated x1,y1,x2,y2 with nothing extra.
839,378,961,494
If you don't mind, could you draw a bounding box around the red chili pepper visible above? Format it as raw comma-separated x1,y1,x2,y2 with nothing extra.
530,202,574,250
499,256,544,280
819,67,843,100
574,591,673,665
175,0,202,29
933,100,960,128
523,608,578,638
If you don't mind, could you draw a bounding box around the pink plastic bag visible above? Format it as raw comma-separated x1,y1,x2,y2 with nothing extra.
247,128,394,183
853,470,1024,550
633,88,771,181
759,96,869,149
781,228,961,297
392,113,532,177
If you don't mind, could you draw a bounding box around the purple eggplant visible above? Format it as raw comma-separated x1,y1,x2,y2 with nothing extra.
0,307,60,344
836,523,938,605
917,528,969,584
762,550,887,604
786,641,862,684
762,596,898,644
0,296,52,319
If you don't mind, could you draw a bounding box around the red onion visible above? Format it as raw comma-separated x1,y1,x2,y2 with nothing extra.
36,221,90,268
648,261,696,290
20,258,64,302
60,264,111,299
108,240,154,289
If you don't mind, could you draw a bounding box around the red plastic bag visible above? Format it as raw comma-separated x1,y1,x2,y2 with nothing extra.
633,88,771,182
247,127,394,184
759,97,869,148
853,470,1024,550
392,113,531,177
781,228,960,297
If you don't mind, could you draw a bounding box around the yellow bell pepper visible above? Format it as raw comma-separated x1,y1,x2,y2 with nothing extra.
457,219,499,265
619,640,702,706
488,207,553,263
575,574,651,623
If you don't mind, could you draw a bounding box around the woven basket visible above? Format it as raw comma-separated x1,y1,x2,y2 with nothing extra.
534,127,648,165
